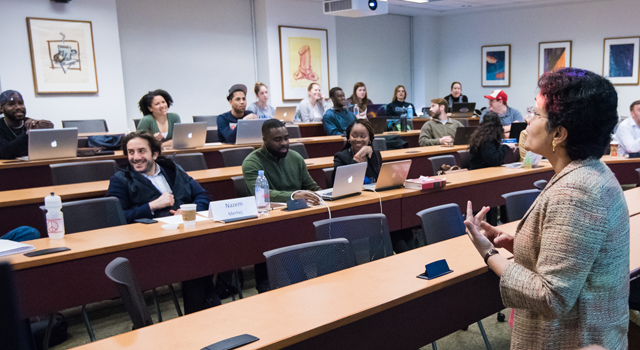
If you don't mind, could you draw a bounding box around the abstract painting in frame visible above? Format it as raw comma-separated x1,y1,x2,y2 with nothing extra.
279,26,330,101
603,36,640,85
538,41,572,78
481,45,510,87
26,17,99,94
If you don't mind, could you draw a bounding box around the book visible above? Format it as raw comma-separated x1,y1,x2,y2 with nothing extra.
0,240,36,257
404,177,447,190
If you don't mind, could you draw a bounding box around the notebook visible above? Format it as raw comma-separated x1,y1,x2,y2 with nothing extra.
18,128,78,161
453,126,477,145
172,122,208,149
316,162,367,201
0,240,35,257
450,102,476,118
235,119,266,145
274,106,297,122
363,160,412,191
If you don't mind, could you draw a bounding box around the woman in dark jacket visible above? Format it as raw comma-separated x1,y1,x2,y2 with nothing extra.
332,119,382,185
468,111,516,170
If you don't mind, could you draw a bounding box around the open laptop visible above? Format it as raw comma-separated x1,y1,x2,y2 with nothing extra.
18,128,78,161
172,122,207,149
316,162,367,201
363,160,412,191
274,106,297,122
509,122,527,142
235,119,266,145
365,104,387,119
450,102,476,118
368,117,388,134
453,126,477,145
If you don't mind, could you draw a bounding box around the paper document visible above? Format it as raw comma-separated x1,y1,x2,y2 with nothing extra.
0,240,36,257
156,213,212,224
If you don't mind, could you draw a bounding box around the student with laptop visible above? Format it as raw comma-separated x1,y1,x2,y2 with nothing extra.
137,89,181,149
0,90,53,159
419,98,464,146
246,82,275,119
332,119,381,184
295,82,331,122
323,87,356,135
468,111,516,170
217,84,258,143
442,81,469,109
479,90,524,135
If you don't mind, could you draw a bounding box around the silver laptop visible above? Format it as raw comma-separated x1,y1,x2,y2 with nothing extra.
172,122,207,149
236,119,266,145
363,160,412,191
274,106,297,123
18,128,78,161
316,162,367,201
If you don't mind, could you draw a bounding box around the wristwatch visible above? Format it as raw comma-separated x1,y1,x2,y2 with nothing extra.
483,248,499,265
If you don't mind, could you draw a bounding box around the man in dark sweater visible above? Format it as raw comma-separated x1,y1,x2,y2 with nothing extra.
217,84,258,143
322,87,356,135
0,90,53,159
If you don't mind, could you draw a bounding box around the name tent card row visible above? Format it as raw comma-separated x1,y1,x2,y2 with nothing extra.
208,197,258,223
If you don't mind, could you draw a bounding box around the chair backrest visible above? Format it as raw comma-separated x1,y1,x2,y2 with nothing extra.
206,129,219,143
458,150,472,169
61,119,108,133
313,214,393,265
289,143,309,159
192,116,217,127
264,238,355,290
133,119,141,130
416,203,466,245
171,153,207,171
40,197,126,234
323,167,334,188
501,189,541,223
231,175,250,198
533,179,548,190
286,124,301,139
373,137,387,151
219,147,255,167
105,257,153,329
50,160,117,185
428,155,457,175
456,118,469,127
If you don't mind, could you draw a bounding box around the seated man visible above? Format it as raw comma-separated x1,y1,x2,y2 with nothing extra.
419,98,463,146
107,131,217,313
242,119,322,292
615,100,640,156
0,90,54,159
217,84,258,143
322,87,356,135
479,89,523,135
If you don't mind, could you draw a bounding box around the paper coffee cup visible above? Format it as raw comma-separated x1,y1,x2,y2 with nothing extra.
181,204,197,227
610,141,619,157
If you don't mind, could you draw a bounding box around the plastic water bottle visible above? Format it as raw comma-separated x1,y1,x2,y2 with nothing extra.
353,105,359,117
294,112,299,123
45,192,65,239
255,170,270,215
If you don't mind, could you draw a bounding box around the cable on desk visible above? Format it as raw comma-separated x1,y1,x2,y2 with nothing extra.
290,190,331,220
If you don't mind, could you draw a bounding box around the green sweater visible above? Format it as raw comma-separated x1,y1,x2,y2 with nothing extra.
242,146,321,202
418,118,463,146
137,113,181,141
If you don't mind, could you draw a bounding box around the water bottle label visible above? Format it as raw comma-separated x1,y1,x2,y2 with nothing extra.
47,218,64,234
255,188,265,206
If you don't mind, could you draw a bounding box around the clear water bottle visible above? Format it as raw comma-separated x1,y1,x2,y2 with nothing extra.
45,192,65,239
294,112,299,123
255,170,270,215
353,104,359,117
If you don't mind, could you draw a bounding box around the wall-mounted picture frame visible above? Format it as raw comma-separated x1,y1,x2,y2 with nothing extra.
603,36,640,86
481,44,510,87
26,17,99,94
538,41,572,78
279,25,330,101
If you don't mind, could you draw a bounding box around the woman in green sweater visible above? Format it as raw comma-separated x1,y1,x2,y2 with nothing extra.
137,89,181,148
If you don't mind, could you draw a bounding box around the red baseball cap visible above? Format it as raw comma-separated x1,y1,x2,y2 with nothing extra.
484,89,508,103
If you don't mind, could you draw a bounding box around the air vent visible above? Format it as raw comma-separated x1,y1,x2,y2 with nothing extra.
324,0,353,13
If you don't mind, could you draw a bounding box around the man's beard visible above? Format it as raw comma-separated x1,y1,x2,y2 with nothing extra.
266,145,288,159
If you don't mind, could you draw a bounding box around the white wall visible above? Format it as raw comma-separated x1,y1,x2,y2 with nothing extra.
116,0,256,130
432,0,640,117
0,0,128,131
336,14,412,105
412,15,441,112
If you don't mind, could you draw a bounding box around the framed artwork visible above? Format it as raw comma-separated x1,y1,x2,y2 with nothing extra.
26,17,99,94
481,44,510,87
603,36,640,85
279,26,330,101
538,41,572,77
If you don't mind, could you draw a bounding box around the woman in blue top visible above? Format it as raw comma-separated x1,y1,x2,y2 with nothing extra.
247,83,275,119
137,89,181,149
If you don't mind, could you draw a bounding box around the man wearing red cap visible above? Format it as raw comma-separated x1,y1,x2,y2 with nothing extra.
480,89,523,134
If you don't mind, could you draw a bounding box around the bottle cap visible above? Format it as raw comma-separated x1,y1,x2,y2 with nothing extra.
44,192,62,208
258,170,264,175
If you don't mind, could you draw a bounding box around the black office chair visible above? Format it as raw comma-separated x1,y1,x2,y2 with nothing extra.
313,214,393,265
428,155,457,175
533,179,548,190
458,150,472,169
193,116,217,127
323,167,334,188
172,153,207,171
373,137,387,151
289,143,309,159
133,119,141,130
416,203,493,350
105,257,154,330
263,238,355,290
50,160,117,185
220,147,255,167
286,124,302,138
231,175,250,198
62,120,109,133
206,129,219,143
501,189,541,223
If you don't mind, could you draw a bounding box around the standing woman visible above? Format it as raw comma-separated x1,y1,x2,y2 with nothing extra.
347,82,373,119
332,119,381,185
386,85,416,118
137,89,181,149
443,81,468,109
296,83,330,122
467,111,516,170
247,82,275,119
465,68,628,350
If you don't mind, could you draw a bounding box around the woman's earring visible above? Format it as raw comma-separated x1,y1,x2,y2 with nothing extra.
552,141,556,153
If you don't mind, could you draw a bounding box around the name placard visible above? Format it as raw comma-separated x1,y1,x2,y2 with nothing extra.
208,197,258,223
